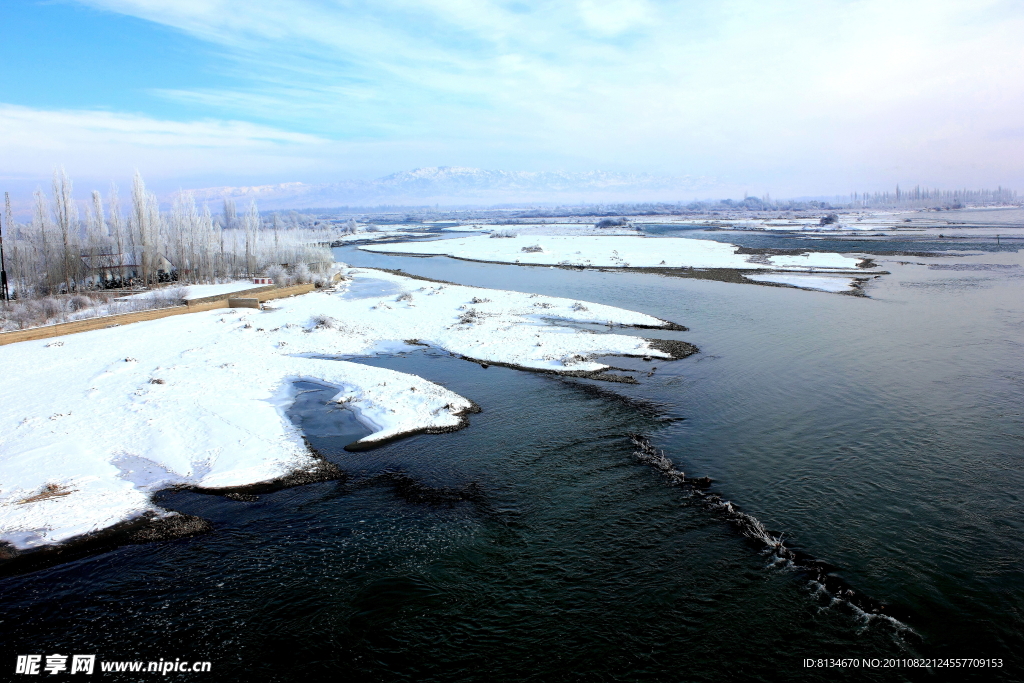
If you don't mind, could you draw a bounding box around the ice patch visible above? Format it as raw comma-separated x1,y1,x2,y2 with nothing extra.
340,278,405,300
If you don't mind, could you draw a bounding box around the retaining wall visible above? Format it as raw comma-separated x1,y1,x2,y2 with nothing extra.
184,284,279,307
0,283,317,347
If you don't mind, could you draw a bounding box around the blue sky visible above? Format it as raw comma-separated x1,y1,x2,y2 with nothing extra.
2,3,226,114
2,0,1023,197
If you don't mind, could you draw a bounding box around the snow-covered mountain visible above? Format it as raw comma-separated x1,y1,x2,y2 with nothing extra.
182,167,716,210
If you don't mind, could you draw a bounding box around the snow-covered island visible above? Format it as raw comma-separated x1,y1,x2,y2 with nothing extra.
361,234,876,273
0,267,689,559
360,234,885,294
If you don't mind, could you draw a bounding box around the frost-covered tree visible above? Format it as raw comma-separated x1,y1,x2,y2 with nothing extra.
87,190,107,248
131,171,164,285
52,167,79,293
108,184,128,285
1,168,340,314
243,200,261,277
4,192,23,299
33,189,58,294
222,198,236,230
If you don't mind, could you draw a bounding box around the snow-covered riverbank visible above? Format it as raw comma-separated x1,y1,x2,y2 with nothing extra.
0,267,685,555
361,234,877,272
117,281,263,301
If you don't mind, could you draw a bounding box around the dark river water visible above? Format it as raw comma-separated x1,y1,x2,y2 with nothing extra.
1,233,1022,681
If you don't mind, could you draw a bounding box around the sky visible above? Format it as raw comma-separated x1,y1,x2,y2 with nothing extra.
1,0,1023,199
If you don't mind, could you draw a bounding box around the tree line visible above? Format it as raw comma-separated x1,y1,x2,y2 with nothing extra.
0,168,336,300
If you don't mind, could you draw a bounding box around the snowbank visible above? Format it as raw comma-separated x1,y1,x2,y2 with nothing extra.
744,273,860,292
332,229,422,243
116,281,261,302
0,268,683,551
178,281,264,299
361,235,875,272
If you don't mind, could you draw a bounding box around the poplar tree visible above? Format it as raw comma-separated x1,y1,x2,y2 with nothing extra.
244,200,261,277
52,167,78,293
109,184,127,285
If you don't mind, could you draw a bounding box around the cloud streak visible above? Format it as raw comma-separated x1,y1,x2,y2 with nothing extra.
0,104,329,183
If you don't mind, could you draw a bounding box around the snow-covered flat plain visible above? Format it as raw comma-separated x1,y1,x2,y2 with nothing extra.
624,207,1024,235
361,235,875,272
443,223,640,237
0,268,681,552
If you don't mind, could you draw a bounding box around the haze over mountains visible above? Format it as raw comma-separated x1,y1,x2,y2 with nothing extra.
183,167,717,210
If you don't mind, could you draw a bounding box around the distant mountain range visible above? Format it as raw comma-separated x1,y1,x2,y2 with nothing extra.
182,167,717,211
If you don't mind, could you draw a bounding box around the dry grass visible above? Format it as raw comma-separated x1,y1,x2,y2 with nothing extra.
457,308,484,325
18,483,76,505
0,288,187,332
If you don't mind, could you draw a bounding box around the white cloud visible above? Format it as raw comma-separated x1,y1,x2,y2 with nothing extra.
0,104,323,148
15,0,1024,194
0,104,329,183
576,0,654,37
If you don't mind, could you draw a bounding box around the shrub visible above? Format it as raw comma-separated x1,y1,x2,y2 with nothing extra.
39,297,61,320
311,314,336,329
292,263,312,284
457,308,482,324
265,264,289,286
69,295,93,312
6,304,39,330
148,287,186,309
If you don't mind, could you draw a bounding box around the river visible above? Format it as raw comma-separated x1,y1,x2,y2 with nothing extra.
1,229,1021,681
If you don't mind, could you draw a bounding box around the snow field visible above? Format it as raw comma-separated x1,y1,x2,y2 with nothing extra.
0,267,681,550
115,281,263,302
361,234,875,272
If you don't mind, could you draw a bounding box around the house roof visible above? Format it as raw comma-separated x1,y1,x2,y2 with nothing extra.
80,251,174,270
